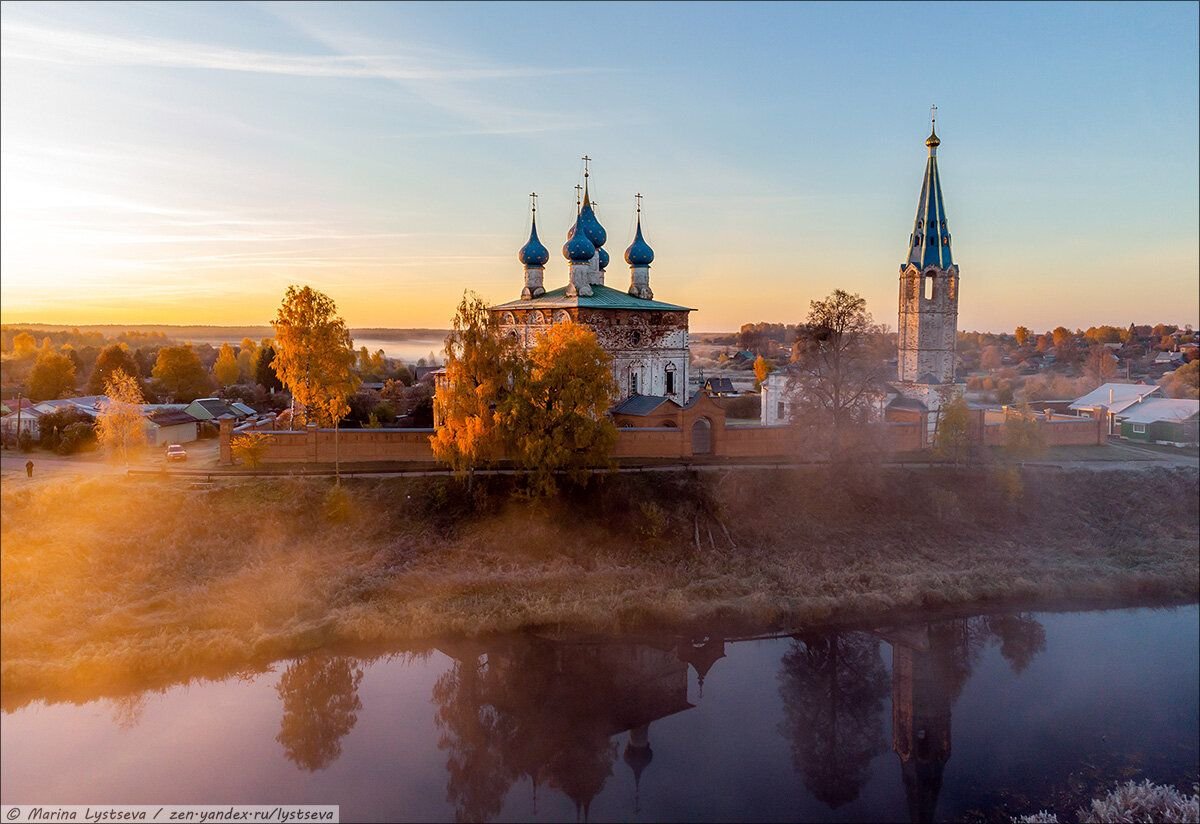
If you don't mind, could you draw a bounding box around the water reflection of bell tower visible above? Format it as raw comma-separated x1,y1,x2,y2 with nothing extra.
892,632,953,824
623,723,653,813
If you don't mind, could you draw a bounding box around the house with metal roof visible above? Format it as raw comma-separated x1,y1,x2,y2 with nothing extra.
0,405,46,439
702,377,737,397
183,397,255,421
1069,383,1162,434
490,159,693,405
144,408,200,446
1115,397,1199,446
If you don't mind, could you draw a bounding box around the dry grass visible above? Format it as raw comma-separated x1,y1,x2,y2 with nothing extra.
2,466,1197,707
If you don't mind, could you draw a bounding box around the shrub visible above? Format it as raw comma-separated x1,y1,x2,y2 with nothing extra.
56,422,96,455
723,394,762,420
37,408,95,452
1078,780,1198,823
322,483,353,523
1013,780,1200,824
231,431,269,468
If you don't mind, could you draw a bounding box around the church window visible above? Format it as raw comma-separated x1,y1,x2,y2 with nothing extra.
502,312,515,325
665,363,676,395
777,401,785,419
632,330,643,344
531,310,545,324
553,310,571,324
924,274,934,300
629,370,638,396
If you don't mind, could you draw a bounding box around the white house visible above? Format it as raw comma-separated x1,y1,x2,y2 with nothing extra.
1069,383,1162,434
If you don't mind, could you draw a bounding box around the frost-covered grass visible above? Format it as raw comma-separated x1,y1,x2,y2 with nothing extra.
2,466,1197,706
1015,779,1200,823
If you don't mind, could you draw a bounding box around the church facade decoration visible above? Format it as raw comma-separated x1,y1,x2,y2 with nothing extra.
491,163,693,404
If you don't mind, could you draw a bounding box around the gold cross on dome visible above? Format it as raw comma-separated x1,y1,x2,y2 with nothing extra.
582,155,591,177
635,192,643,214
930,103,937,130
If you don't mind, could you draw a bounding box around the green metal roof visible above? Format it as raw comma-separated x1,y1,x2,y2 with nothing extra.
492,283,693,313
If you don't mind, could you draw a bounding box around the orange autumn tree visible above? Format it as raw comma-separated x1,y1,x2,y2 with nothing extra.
502,322,618,495
430,292,520,484
272,285,359,479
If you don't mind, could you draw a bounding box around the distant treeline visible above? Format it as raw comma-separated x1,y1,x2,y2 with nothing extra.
1,325,448,352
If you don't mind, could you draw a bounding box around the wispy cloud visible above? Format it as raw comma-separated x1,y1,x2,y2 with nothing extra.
0,20,593,82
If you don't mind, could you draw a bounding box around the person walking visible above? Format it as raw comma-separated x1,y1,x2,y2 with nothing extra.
25,459,34,478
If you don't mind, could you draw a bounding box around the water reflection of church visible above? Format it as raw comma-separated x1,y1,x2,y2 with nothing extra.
274,617,1042,823
433,634,726,821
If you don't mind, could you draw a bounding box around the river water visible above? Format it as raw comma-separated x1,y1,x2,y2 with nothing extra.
2,605,1197,822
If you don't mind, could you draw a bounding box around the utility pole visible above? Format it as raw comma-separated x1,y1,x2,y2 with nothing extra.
14,390,22,449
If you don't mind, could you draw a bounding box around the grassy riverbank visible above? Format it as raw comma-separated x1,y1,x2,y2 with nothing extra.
2,466,1197,703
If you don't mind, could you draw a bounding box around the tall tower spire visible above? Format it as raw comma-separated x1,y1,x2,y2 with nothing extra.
897,109,960,392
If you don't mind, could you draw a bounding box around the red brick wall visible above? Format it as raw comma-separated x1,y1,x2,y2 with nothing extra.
221,409,1102,466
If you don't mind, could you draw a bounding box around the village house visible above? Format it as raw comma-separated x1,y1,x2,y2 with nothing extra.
702,377,738,397
183,397,256,423
144,408,200,447
1069,382,1162,435
1113,397,1200,447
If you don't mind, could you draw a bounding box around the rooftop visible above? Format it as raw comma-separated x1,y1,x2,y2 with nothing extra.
1070,383,1161,414
493,283,692,313
612,394,677,417
1119,397,1200,424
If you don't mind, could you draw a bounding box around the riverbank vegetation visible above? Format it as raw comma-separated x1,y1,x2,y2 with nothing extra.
2,466,1197,704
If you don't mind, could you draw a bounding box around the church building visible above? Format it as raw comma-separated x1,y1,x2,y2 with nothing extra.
490,161,694,404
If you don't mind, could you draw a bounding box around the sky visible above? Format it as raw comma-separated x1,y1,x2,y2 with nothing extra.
1,1,1197,333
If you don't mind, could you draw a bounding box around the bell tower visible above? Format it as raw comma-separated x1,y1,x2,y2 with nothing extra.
898,106,960,389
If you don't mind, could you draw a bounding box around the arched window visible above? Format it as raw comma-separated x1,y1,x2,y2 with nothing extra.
553,310,571,324
531,310,545,324
629,369,639,396
665,362,677,396
924,274,934,301
501,312,515,325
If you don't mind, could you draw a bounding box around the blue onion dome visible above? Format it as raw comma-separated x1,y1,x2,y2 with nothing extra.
571,188,607,249
598,246,610,270
624,216,654,266
563,212,596,262
518,216,549,267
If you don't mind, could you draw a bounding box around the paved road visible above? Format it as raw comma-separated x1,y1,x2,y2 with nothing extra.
3,439,1195,485
0,440,221,485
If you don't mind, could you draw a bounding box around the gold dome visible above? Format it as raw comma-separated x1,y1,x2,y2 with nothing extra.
925,128,941,149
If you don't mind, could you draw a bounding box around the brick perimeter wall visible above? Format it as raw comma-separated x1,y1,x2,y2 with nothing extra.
221,412,1102,466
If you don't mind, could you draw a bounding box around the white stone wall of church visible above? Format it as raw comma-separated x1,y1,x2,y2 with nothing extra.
761,372,791,426
494,316,689,402
611,350,689,401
